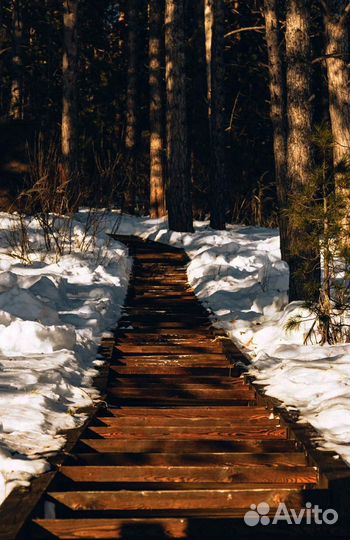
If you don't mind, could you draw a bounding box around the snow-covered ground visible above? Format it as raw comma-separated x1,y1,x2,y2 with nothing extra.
0,210,348,507
0,211,131,504
115,214,350,466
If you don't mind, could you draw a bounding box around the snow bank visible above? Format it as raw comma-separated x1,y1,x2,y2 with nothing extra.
115,214,350,465
0,211,131,503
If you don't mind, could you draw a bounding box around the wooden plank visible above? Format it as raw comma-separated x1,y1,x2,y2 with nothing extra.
96,415,279,427
105,390,254,401
30,516,338,540
58,465,317,484
106,376,246,387
106,406,270,418
134,253,187,261
117,331,212,339
31,518,189,539
115,344,224,354
86,426,286,440
77,439,298,453
70,452,308,467
47,488,307,514
118,321,211,329
111,355,230,364
109,365,235,376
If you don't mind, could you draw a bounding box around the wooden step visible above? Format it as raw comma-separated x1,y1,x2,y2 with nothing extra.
58,465,317,485
117,330,213,338
110,359,231,369
111,354,230,363
47,488,310,515
106,377,252,391
134,253,188,262
69,451,308,467
108,365,235,376
77,439,299,453
106,406,270,418
95,415,279,428
132,293,196,300
118,321,211,329
31,518,189,540
105,389,255,402
31,516,336,540
114,344,224,354
86,426,286,441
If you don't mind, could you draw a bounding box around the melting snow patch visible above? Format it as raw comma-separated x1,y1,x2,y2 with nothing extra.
0,211,131,504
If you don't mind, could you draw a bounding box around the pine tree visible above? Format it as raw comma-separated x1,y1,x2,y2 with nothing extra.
9,0,23,120
209,0,226,230
165,0,193,232
124,0,139,214
264,0,288,261
322,0,350,249
61,0,78,207
286,124,350,344
285,0,320,301
149,0,166,219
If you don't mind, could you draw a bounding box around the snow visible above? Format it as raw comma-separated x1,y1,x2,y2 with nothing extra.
0,211,131,504
114,214,350,465
0,209,347,505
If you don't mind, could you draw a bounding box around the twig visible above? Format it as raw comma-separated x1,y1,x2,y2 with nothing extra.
225,26,265,38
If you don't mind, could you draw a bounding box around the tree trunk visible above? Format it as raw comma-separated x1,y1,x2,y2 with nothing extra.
323,1,350,249
286,0,320,301
165,0,193,232
187,0,210,213
264,0,289,261
124,0,139,214
204,0,213,109
61,0,78,205
9,0,24,120
209,0,226,230
149,0,166,219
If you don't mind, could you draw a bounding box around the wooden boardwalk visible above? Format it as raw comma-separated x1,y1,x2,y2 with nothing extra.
9,236,349,539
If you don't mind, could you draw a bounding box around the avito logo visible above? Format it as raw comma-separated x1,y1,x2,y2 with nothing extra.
244,502,338,527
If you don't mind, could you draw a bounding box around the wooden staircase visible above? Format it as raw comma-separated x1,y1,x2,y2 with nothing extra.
16,236,347,539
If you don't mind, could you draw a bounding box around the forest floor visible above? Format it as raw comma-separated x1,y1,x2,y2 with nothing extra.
0,210,348,507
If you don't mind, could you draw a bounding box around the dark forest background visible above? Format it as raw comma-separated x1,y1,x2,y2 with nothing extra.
0,1,308,222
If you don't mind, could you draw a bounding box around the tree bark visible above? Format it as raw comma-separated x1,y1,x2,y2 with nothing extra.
9,0,24,120
264,0,289,261
209,0,226,230
61,0,78,203
187,0,210,212
323,0,350,248
124,0,139,214
149,0,166,219
204,0,213,109
286,0,320,301
165,0,193,232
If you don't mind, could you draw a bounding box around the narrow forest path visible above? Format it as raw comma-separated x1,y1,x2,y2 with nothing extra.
16,236,343,539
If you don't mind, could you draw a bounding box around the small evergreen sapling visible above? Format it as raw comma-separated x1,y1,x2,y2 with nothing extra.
285,124,350,345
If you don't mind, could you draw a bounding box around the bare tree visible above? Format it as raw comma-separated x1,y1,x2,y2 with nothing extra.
9,0,23,120
286,0,320,300
149,0,166,218
165,0,193,232
264,0,288,261
322,0,350,246
61,0,78,203
209,0,226,230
